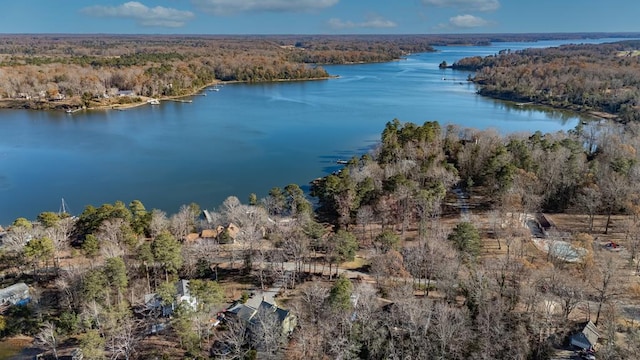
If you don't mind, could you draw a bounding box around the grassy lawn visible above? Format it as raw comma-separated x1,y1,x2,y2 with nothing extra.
341,255,368,270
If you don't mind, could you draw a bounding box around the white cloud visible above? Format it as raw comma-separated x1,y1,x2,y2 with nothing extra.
81,1,195,28
328,15,397,30
422,0,500,12
192,0,339,15
449,14,489,28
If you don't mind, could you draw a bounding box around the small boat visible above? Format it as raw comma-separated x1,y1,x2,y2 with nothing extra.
208,87,220,92
148,99,160,105
336,160,349,165
65,109,73,113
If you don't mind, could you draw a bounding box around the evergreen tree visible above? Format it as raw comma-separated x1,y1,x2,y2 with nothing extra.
328,275,353,311
448,222,481,259
152,231,183,281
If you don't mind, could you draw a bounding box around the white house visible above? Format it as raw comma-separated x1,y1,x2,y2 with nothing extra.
143,279,197,317
176,279,197,310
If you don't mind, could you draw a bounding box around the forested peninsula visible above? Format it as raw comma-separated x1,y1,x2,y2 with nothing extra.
452,40,640,122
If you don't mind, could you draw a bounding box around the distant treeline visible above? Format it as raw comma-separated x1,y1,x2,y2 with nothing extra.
453,40,640,122
1,33,640,103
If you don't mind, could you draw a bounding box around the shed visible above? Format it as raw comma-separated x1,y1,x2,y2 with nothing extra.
570,321,600,350
0,282,30,305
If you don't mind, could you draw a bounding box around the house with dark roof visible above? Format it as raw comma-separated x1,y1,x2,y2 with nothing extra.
225,300,297,336
570,321,600,350
226,302,258,323
257,300,297,335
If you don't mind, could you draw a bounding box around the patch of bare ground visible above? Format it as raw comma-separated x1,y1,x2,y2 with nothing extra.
542,213,640,350
544,213,629,241
137,335,186,360
213,267,257,300
0,335,38,360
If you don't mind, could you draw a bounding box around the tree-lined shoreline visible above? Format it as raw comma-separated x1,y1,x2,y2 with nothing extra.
454,40,640,122
0,34,436,111
2,33,639,112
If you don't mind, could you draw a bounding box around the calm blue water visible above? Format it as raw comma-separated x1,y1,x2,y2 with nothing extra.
0,38,624,224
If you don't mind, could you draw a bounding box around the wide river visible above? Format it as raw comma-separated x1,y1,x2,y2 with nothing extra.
0,38,623,224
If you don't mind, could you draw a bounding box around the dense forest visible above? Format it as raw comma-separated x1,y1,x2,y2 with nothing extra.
452,41,640,122
3,117,640,359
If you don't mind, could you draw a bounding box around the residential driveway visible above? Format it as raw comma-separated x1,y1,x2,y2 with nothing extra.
452,187,470,221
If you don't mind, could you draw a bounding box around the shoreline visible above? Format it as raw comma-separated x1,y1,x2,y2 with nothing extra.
0,75,616,124
474,88,620,122
0,76,336,112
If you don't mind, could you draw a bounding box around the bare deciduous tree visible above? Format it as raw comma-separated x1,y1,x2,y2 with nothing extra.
356,205,375,245
35,322,59,360
148,209,169,239
432,302,470,360
590,251,624,324
105,315,142,360
213,317,249,359
170,205,196,240
250,306,286,360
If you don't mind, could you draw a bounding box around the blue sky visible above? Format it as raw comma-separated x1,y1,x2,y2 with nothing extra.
1,0,638,34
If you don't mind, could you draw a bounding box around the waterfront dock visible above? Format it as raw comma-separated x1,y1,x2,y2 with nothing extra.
165,99,193,103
